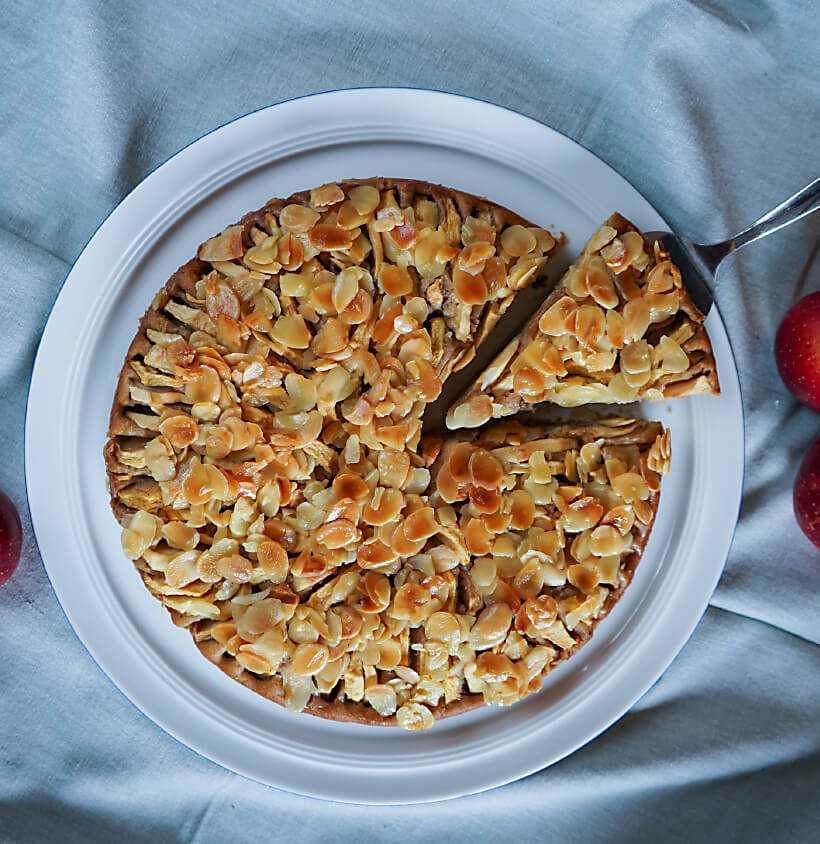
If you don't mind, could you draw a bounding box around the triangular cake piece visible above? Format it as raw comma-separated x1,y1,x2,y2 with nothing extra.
446,213,719,429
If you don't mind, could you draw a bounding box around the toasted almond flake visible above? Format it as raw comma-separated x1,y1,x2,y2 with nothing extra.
310,182,345,208
271,314,311,349
396,702,434,731
500,225,537,257
280,204,320,233
309,223,353,251
199,226,244,262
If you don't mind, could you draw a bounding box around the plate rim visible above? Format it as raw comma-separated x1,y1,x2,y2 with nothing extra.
24,87,745,804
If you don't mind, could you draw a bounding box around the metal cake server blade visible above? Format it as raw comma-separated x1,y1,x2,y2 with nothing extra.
646,177,820,316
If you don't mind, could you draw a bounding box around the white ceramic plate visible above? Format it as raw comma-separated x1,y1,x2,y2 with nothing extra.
26,88,743,805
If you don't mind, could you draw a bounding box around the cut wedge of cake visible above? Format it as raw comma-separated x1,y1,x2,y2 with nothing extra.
446,213,719,429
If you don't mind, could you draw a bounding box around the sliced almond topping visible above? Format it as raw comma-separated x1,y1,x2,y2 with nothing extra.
513,365,547,397
199,226,244,262
500,225,537,257
362,487,404,526
396,702,434,731
280,204,321,233
310,182,345,208
348,185,380,215
469,485,502,514
403,507,439,542
464,517,494,556
453,267,489,306
509,489,536,530
446,395,493,430
271,314,311,349
468,449,503,489
309,223,354,251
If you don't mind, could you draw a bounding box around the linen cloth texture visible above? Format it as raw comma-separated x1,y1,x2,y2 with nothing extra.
1,1,818,841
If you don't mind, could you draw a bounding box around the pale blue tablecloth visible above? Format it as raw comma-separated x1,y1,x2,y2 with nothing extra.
1,1,819,841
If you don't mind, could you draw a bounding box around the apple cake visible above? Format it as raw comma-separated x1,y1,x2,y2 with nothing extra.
104,178,703,730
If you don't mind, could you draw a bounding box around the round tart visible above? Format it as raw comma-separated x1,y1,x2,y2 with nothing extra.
105,178,680,729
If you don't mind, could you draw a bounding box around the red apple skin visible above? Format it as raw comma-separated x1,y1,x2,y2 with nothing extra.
0,489,22,586
775,291,820,412
794,436,820,550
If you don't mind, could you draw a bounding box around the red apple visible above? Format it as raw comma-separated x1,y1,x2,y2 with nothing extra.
0,489,22,586
775,290,820,411
794,435,820,549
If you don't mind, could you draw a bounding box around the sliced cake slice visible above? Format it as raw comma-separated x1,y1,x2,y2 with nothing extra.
446,213,719,429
